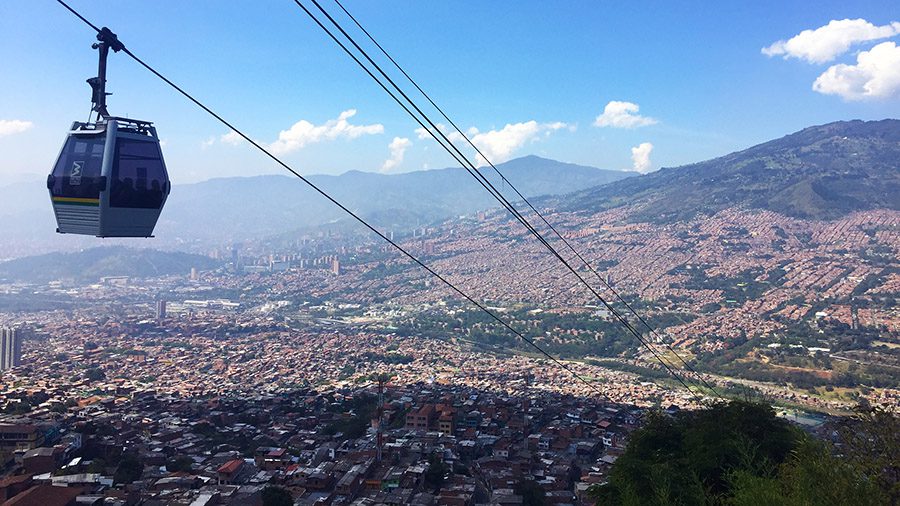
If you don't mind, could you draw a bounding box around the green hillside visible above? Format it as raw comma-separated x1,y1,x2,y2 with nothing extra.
566,120,900,222
0,246,220,283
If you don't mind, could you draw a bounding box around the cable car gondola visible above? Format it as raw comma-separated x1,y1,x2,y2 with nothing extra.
47,28,169,238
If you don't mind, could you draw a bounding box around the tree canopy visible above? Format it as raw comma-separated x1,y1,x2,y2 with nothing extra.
589,401,891,505
261,486,293,506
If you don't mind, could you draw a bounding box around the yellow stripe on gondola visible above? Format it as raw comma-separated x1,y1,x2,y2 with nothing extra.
52,197,100,206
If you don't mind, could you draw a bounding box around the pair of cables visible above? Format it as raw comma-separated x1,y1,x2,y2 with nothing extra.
292,0,721,399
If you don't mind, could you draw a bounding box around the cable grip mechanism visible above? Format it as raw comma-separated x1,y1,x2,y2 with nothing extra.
86,27,125,119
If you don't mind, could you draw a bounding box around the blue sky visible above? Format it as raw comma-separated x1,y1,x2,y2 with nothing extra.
1,0,898,183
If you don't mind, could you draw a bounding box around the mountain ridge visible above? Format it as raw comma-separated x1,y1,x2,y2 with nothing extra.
0,246,220,283
158,155,632,239
3,120,898,258
562,119,900,222
0,155,632,256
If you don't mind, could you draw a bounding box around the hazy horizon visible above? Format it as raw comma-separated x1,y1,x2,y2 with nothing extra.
5,153,640,186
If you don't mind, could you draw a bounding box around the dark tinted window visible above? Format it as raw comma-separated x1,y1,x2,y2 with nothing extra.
110,138,167,209
50,134,106,199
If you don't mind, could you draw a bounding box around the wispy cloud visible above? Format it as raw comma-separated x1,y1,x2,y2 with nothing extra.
199,130,248,149
593,101,658,129
220,131,243,146
415,120,570,165
763,18,900,64
0,119,33,137
381,137,412,172
269,109,383,155
415,123,449,140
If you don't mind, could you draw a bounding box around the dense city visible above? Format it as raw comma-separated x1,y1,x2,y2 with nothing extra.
0,197,896,504
4,0,900,502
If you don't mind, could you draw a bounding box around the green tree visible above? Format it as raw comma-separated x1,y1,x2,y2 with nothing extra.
838,407,900,504
728,439,885,506
4,401,32,415
87,458,107,474
589,401,798,505
85,367,106,382
424,453,449,491
166,456,194,473
515,480,546,506
113,453,144,484
589,401,896,506
27,391,50,405
261,486,293,506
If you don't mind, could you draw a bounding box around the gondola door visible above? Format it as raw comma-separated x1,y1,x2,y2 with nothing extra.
99,120,169,237
48,123,109,236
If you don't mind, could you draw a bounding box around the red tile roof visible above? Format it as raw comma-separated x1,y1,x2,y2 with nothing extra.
3,485,83,506
216,459,243,475
0,475,31,488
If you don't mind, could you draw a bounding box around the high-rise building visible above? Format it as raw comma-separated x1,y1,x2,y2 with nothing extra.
156,300,167,321
0,328,23,371
331,258,341,276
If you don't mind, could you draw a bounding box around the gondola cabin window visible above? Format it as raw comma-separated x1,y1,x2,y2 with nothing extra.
50,135,105,199
110,137,166,209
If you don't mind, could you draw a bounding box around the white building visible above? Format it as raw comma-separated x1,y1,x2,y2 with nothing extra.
0,327,23,370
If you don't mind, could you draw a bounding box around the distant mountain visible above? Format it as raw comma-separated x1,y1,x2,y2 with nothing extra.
0,156,632,255
0,246,219,283
565,120,900,222
156,155,632,240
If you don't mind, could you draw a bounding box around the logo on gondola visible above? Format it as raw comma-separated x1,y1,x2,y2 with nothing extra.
70,161,84,186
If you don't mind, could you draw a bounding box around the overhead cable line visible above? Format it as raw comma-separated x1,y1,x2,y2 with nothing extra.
53,0,613,402
337,0,720,397
329,0,721,397
298,0,703,398
294,0,711,399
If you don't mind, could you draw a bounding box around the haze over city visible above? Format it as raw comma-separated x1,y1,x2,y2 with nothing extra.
0,1,898,505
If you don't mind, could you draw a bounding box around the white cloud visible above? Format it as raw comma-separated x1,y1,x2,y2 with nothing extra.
381,137,412,172
593,101,658,129
416,120,569,165
198,131,246,148
471,121,571,165
631,142,654,174
762,19,900,64
813,41,900,100
470,122,540,164
269,109,383,155
415,124,443,140
220,131,243,146
414,123,472,142
0,119,33,137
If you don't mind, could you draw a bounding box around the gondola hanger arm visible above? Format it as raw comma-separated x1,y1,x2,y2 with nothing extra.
87,27,125,119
